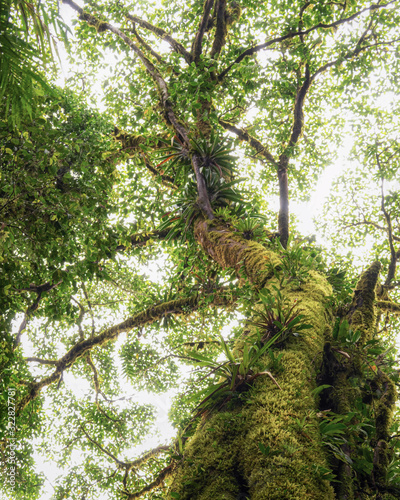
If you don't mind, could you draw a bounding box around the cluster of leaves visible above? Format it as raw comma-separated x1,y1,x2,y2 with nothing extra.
186,332,282,418
0,89,120,320
120,338,179,393
0,0,70,125
158,134,248,241
246,286,313,346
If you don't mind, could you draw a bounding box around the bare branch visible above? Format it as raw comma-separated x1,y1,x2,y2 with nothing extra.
217,1,397,80
124,13,192,64
218,118,277,166
192,0,215,62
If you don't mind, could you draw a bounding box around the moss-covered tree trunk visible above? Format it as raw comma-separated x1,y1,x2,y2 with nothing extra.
166,220,337,499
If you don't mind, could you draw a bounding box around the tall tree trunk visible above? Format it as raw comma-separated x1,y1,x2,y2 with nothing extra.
167,219,336,499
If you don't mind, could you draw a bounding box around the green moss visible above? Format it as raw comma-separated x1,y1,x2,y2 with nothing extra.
168,274,336,499
348,261,381,343
194,219,281,287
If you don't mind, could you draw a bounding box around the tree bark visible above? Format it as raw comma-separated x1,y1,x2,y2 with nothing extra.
167,219,336,499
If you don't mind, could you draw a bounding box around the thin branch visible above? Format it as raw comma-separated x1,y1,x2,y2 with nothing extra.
311,37,400,81
341,219,400,241
218,118,277,166
62,0,189,145
14,280,62,347
25,357,58,365
217,0,396,80
377,154,398,286
130,24,164,65
79,423,130,469
124,464,174,499
124,13,192,64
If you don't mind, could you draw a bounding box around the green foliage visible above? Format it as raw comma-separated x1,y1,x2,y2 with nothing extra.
0,0,69,125
187,332,281,416
120,339,179,393
246,286,313,345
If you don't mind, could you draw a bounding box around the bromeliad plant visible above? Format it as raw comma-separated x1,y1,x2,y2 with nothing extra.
246,286,313,346
187,333,282,418
158,170,246,242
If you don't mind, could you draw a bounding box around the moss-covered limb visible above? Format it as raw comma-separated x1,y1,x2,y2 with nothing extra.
17,291,234,413
347,261,382,343
194,218,281,287
124,12,192,64
372,370,397,485
168,274,336,499
218,118,278,166
376,300,400,315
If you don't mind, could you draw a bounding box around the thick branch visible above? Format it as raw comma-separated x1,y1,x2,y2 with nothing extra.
210,0,227,60
347,261,382,342
283,64,311,154
17,291,234,412
192,0,215,62
277,161,289,249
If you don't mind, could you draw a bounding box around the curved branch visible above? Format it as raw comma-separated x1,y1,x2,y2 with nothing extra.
16,290,235,412
124,464,174,499
217,1,396,81
192,0,215,63
124,13,192,64
218,119,277,166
